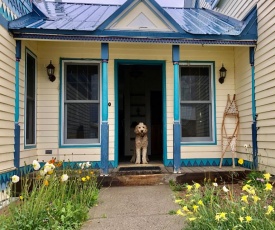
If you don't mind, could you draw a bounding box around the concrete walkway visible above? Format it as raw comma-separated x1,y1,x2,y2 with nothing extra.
81,185,185,230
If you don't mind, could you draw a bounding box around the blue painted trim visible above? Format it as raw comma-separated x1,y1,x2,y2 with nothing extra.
11,34,257,46
100,122,109,174
250,47,258,169
114,60,167,166
172,45,180,62
173,64,180,121
102,62,108,121
101,43,109,60
166,158,251,169
14,123,20,169
114,61,119,167
173,122,181,172
0,13,8,29
162,63,168,166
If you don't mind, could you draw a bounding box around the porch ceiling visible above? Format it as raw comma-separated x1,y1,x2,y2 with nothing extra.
8,0,257,45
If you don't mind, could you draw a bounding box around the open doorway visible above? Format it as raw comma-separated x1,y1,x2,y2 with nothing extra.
118,64,163,163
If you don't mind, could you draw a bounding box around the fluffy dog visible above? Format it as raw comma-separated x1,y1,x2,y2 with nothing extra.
130,122,149,164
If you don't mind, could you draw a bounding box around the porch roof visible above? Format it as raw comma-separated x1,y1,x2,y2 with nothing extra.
8,0,257,46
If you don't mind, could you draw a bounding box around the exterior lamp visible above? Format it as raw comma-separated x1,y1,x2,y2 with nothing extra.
46,60,56,82
219,64,227,84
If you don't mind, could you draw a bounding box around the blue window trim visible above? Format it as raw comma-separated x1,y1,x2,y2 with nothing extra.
24,48,37,149
59,58,102,148
179,61,217,146
114,59,167,167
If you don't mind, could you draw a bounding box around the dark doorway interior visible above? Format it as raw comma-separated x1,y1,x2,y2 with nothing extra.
118,64,163,163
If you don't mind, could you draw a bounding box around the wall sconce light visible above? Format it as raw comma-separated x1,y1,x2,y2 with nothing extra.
219,64,227,84
46,60,56,82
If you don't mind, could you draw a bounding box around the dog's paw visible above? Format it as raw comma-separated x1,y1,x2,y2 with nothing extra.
135,161,140,164
143,161,148,164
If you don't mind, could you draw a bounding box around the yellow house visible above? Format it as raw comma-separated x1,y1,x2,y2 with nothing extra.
2,0,270,196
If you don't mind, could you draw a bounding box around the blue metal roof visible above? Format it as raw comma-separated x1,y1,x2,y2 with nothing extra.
8,0,257,44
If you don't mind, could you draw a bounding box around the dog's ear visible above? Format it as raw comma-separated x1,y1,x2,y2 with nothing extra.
134,124,139,134
144,125,148,133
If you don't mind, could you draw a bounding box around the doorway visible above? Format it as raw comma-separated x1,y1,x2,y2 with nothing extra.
117,63,163,163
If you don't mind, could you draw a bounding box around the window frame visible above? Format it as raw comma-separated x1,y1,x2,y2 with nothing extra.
179,62,216,145
60,59,102,146
24,48,37,148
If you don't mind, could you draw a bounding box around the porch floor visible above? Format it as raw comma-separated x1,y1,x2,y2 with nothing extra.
98,162,251,187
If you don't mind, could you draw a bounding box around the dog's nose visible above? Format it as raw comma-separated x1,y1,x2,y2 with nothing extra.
141,130,143,133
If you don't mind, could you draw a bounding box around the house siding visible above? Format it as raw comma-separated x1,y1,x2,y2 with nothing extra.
0,25,15,172
254,0,275,174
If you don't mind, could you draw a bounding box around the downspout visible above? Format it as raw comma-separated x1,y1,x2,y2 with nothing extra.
172,45,181,173
14,40,21,169
250,47,258,169
100,43,109,175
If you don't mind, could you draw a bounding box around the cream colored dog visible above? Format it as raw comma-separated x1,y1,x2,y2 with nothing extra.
130,122,149,164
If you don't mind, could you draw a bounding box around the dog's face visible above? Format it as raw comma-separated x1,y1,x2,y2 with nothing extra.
134,122,148,136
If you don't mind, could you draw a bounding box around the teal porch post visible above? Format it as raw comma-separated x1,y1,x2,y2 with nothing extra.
101,43,109,175
172,45,181,173
250,47,258,169
14,40,21,169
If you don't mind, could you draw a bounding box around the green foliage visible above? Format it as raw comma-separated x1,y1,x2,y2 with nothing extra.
169,180,186,191
244,170,267,189
0,161,99,230
174,171,275,230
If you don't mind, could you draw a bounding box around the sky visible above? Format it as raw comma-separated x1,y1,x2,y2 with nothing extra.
45,0,185,7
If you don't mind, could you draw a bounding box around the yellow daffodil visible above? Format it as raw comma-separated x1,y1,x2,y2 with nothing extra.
183,206,189,212
266,205,274,215
263,173,271,181
19,195,23,200
194,183,201,190
176,209,185,216
241,195,248,203
193,205,199,212
245,216,252,222
81,177,87,182
90,171,94,175
186,185,193,191
241,207,246,211
265,183,273,191
198,200,204,206
219,212,227,220
188,217,196,221
238,158,244,165
252,195,261,203
247,188,256,195
215,214,221,221
175,199,182,204
239,216,244,223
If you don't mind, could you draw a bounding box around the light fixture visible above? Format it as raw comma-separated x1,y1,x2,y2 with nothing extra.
219,64,227,84
46,60,56,82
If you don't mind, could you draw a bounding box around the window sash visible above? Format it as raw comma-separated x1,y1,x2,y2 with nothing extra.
180,64,214,143
25,51,36,146
63,62,100,144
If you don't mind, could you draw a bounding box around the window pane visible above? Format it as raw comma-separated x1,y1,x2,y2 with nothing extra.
181,66,210,101
66,64,98,100
181,104,210,138
66,103,99,139
26,53,36,145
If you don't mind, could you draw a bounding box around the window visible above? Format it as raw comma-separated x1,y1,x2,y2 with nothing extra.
180,63,215,143
25,50,36,146
63,62,100,144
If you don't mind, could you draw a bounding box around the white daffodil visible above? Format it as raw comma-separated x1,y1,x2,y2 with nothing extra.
11,175,20,183
85,161,91,168
44,162,55,174
61,174,69,182
223,186,229,193
39,170,46,176
213,182,218,187
79,163,85,169
32,160,41,170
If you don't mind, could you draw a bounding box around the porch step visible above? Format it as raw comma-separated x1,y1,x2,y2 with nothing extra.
97,166,250,187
